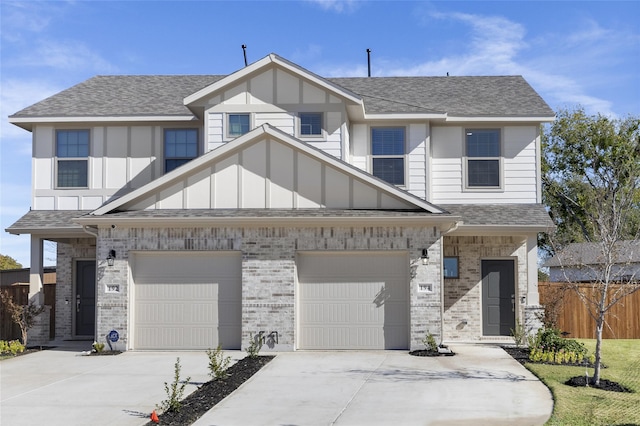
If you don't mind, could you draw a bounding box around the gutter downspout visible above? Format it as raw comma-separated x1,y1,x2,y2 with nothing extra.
82,225,98,238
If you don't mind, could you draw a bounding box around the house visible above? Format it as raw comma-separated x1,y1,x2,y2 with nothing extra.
545,241,640,283
6,53,555,350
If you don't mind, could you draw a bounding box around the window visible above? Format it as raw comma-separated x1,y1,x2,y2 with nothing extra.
299,113,323,136
371,127,405,185
56,130,89,188
164,129,198,173
466,129,500,187
443,257,459,279
228,114,250,137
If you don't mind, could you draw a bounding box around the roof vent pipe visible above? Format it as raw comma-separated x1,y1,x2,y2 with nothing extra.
242,44,248,67
366,48,371,77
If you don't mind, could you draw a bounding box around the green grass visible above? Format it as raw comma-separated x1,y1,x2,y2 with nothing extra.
526,339,640,426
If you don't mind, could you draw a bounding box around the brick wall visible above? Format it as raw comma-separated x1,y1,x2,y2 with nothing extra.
442,236,527,341
95,225,441,351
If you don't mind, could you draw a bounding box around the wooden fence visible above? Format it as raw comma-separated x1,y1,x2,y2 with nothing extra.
539,282,640,339
0,284,56,341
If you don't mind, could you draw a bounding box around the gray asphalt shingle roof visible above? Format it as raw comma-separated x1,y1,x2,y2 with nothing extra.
544,241,640,267
440,204,554,228
11,74,553,119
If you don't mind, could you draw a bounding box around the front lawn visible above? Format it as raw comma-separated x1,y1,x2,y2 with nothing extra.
526,339,640,425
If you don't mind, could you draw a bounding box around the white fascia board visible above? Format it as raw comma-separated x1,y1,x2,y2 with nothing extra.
445,115,555,123
74,214,461,229
364,113,447,121
183,53,363,107
8,115,197,126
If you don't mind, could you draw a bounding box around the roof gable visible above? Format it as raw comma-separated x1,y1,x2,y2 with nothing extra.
91,124,444,215
184,53,363,109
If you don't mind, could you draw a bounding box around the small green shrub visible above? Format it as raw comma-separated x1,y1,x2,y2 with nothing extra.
206,345,231,380
157,357,191,413
246,332,263,359
528,327,590,365
0,339,25,356
510,318,527,348
92,342,105,353
422,331,438,352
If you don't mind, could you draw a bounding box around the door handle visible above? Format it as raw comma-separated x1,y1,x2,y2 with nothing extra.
76,295,81,313
511,294,515,312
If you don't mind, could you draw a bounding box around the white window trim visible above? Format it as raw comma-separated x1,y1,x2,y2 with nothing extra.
296,112,326,140
369,125,407,188
55,129,90,189
225,113,252,140
462,128,504,192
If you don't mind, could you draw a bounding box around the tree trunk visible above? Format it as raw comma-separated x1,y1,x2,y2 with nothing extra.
593,314,604,386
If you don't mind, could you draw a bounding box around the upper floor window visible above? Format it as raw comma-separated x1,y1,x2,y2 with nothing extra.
165,129,198,173
228,114,250,137
371,127,405,185
299,113,323,136
466,129,501,188
56,130,89,188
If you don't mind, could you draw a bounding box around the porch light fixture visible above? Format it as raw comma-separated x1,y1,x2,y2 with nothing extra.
421,248,429,265
107,250,116,267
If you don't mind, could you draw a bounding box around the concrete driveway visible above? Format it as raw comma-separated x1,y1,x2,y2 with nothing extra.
1,342,552,426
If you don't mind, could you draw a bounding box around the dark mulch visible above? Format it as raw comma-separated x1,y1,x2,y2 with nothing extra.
565,375,632,393
144,355,274,426
502,346,632,394
89,350,123,356
409,348,455,357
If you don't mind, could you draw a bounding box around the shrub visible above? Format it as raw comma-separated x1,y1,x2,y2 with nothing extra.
206,345,231,380
422,331,438,352
510,318,527,348
528,327,589,365
157,357,191,413
245,332,263,359
0,339,25,356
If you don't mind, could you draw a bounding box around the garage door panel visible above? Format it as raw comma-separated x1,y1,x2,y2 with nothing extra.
298,252,408,350
133,252,241,350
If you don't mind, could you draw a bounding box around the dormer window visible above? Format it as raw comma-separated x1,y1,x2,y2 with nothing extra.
371,127,405,185
299,113,323,136
56,130,89,188
228,114,250,137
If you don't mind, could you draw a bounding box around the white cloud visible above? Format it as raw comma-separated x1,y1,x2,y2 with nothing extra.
11,39,117,73
306,0,361,13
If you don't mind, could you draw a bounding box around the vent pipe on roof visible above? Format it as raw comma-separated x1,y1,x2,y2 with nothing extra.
366,48,371,77
242,44,248,67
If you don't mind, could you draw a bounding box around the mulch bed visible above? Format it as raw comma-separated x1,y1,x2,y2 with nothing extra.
144,355,274,426
502,346,633,394
409,349,455,357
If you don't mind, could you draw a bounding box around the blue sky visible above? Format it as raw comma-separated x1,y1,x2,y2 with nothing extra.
1,0,639,267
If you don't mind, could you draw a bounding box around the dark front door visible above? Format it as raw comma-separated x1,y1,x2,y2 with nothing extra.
75,260,96,336
482,260,515,336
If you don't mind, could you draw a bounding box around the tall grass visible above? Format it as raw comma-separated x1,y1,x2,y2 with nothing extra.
527,339,640,425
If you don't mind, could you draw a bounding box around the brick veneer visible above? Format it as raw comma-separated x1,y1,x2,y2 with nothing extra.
93,225,442,351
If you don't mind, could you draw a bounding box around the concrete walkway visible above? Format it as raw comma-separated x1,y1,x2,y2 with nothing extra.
1,342,553,426
194,344,552,426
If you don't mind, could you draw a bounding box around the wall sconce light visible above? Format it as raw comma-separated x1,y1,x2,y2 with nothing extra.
107,249,116,267
421,248,429,265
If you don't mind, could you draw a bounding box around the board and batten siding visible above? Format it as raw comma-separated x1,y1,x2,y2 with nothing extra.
204,67,345,159
31,124,173,211
430,125,539,204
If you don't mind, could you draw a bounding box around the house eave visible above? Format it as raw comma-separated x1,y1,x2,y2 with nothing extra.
447,224,551,236
8,115,198,131
444,115,555,123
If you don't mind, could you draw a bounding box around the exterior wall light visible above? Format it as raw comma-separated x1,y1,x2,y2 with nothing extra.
421,248,429,265
107,249,116,267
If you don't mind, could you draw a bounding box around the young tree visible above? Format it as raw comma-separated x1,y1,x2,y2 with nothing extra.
0,290,45,347
542,108,640,385
0,254,22,270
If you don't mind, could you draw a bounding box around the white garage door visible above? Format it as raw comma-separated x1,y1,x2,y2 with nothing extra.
132,252,241,350
298,251,408,350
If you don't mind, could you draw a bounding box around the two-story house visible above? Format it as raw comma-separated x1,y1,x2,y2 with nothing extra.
7,54,554,351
